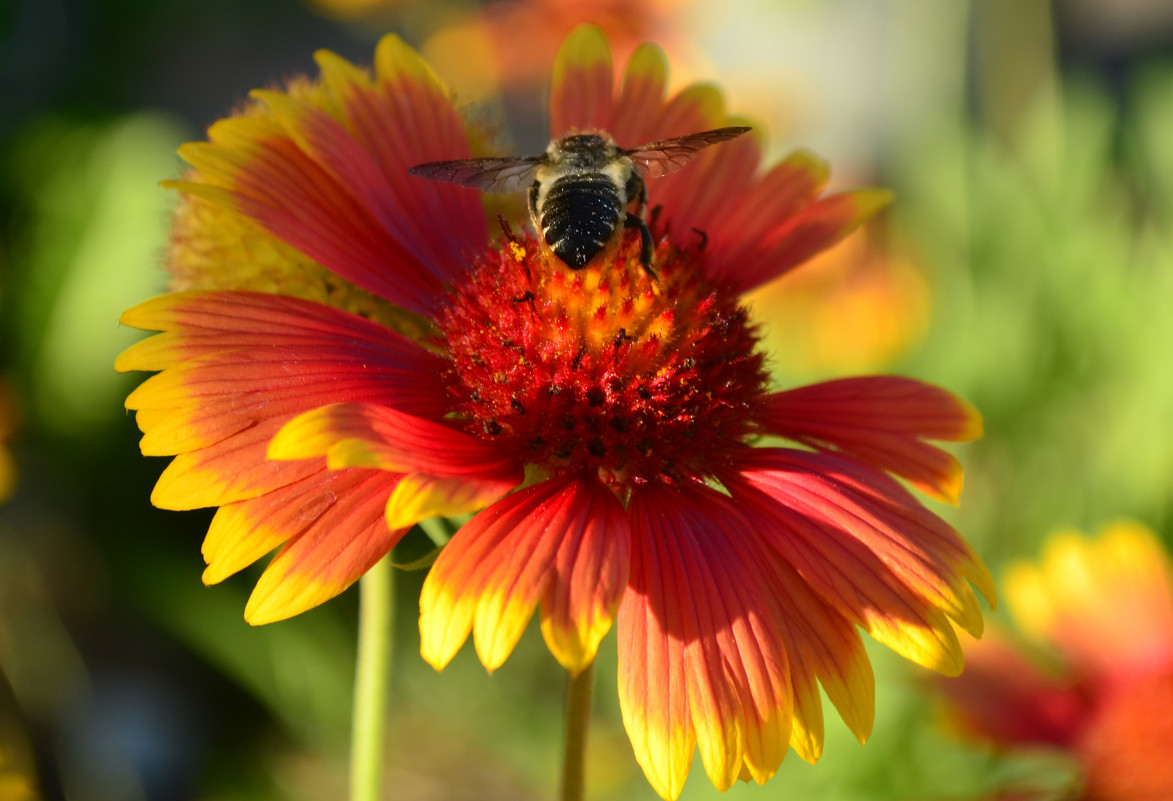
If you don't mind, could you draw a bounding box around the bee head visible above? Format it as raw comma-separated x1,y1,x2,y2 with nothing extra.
546,132,618,167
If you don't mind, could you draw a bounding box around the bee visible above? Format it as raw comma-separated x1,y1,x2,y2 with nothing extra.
408,126,751,276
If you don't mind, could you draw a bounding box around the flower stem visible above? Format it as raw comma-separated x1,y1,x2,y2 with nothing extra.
351,556,393,801
561,660,595,801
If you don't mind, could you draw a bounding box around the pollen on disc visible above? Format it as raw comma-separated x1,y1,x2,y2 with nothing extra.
438,233,768,490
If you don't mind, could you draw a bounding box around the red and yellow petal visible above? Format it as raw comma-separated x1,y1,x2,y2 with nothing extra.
383,472,517,530
117,291,447,396
545,28,886,302
538,479,631,675
726,448,995,677
549,25,615,137
202,467,396,581
419,475,629,675
609,42,669,146
148,417,323,510
170,35,486,317
746,447,994,632
118,291,450,510
761,376,983,505
651,124,761,240
267,402,522,485
320,36,488,277
669,147,824,266
173,121,444,316
241,469,407,624
714,188,893,293
618,561,693,801
549,26,732,150
620,481,795,799
757,551,875,761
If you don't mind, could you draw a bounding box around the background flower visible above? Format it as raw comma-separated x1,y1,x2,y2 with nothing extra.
745,221,931,377
935,522,1173,801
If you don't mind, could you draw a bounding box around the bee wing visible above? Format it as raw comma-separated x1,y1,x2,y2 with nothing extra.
407,156,542,194
623,126,752,179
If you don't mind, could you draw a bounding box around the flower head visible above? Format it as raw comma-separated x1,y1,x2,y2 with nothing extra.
118,25,992,799
936,522,1173,801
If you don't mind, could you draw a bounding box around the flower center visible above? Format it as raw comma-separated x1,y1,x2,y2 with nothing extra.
439,231,768,490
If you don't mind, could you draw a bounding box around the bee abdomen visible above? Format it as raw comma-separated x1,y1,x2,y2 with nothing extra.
540,174,624,269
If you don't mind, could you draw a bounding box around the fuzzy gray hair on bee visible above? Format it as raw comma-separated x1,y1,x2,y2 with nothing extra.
408,126,751,277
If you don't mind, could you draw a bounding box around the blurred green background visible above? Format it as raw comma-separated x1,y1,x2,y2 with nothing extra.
2,0,1172,799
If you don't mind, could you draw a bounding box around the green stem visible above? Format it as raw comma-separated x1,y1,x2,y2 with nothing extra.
560,660,595,801
350,556,393,801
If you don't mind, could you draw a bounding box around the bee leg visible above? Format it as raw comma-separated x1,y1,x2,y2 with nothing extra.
624,212,658,281
527,181,543,235
626,172,648,218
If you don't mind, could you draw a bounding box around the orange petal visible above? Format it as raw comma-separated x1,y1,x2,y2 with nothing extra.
620,481,795,797
550,25,615,136
726,450,994,678
648,83,726,139
538,479,630,676
762,376,983,505
244,469,406,624
419,475,629,674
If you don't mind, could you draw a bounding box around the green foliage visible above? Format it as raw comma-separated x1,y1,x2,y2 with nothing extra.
898,74,1173,563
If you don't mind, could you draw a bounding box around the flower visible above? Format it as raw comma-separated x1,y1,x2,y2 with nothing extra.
935,522,1173,801
117,25,993,799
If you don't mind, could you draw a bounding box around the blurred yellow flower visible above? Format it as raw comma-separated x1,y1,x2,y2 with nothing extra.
1006,521,1173,681
937,522,1173,801
746,223,931,377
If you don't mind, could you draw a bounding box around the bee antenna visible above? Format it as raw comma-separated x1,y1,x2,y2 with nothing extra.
649,204,664,228
497,213,518,243
691,228,709,251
